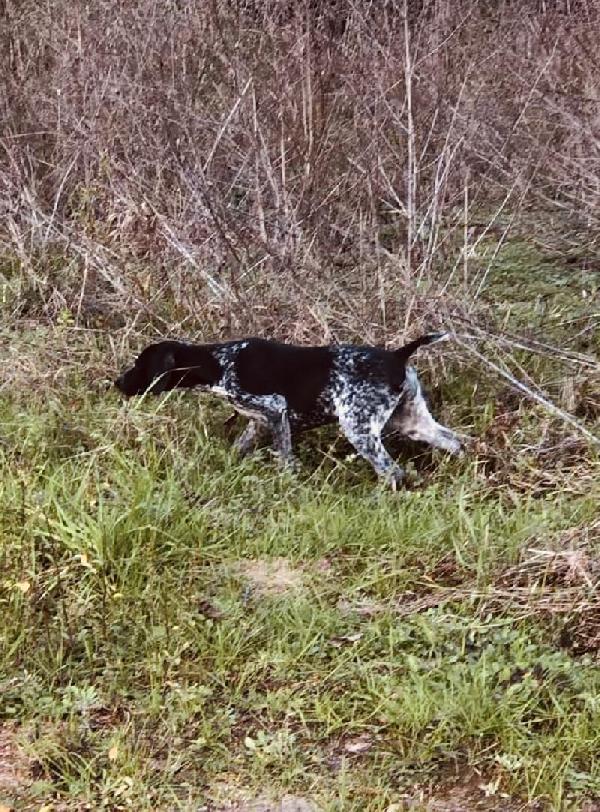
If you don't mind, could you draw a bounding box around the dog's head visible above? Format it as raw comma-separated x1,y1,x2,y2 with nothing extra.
114,341,220,397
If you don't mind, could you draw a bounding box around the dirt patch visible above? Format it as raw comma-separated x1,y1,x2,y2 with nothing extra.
236,558,306,597
223,797,316,812
209,784,316,812
337,596,387,616
400,771,543,811
0,723,30,801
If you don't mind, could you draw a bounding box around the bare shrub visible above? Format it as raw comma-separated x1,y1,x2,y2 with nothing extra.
1,0,599,348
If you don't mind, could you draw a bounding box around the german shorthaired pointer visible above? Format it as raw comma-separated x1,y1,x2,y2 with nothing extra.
114,333,462,488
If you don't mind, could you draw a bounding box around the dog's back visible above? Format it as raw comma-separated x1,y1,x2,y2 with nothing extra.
233,339,334,413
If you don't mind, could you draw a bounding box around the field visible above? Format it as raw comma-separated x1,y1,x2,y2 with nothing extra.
2,246,600,810
2,2,600,809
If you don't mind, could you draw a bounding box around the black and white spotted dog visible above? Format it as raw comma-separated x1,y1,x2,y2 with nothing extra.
114,333,462,487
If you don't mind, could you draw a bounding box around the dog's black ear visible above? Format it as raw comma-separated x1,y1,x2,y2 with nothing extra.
162,351,176,371
173,346,221,388
146,348,178,393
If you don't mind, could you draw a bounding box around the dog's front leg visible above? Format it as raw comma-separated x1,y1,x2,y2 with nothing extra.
230,394,295,469
233,420,269,457
269,407,293,466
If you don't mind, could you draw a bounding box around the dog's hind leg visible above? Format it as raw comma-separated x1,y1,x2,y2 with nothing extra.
338,416,405,489
389,368,462,455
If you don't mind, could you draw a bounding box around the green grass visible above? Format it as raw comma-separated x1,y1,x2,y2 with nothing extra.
475,236,600,352
1,330,600,810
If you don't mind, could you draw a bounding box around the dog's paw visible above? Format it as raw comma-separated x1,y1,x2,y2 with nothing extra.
387,467,406,491
279,455,302,476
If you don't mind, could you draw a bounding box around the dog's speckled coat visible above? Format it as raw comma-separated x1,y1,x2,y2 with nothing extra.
114,333,461,486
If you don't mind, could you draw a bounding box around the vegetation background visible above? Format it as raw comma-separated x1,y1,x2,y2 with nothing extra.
1,0,600,809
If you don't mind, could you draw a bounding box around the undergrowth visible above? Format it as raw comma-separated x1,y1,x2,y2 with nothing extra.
1,320,599,811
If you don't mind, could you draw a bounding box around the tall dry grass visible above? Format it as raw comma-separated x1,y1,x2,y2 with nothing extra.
1,0,600,346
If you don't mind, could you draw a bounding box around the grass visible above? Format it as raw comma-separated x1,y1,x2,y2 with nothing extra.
472,234,600,352
1,319,600,811
3,0,600,804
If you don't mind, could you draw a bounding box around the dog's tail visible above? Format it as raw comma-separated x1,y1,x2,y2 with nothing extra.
395,332,449,362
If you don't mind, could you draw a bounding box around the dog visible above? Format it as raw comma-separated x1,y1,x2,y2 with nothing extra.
114,332,462,487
